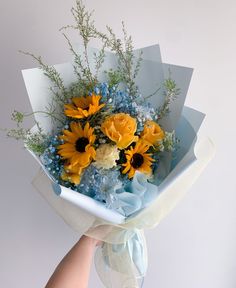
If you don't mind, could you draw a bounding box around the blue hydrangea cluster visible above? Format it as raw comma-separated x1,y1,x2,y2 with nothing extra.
40,135,62,181
131,100,157,132
92,82,137,115
78,166,124,204
111,89,133,114
91,82,110,99
40,133,74,189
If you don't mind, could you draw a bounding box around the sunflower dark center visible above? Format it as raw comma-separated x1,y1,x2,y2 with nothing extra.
131,153,144,169
75,137,89,152
83,105,89,111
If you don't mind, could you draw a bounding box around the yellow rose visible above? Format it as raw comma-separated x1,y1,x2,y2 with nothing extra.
140,120,165,146
101,113,138,149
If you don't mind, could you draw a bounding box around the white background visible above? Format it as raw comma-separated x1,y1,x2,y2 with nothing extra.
0,0,236,287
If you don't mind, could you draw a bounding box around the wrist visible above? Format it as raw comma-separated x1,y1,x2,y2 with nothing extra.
80,235,101,247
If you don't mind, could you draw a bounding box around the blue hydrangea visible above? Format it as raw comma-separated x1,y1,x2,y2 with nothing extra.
77,166,123,202
40,134,63,183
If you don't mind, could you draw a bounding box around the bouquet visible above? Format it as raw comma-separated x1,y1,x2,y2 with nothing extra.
6,1,214,287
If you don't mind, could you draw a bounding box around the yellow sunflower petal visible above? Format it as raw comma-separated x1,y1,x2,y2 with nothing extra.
89,134,96,144
61,168,82,185
58,143,76,151
86,146,96,160
70,153,82,166
70,122,83,136
139,165,152,175
122,163,131,174
70,174,81,185
128,168,136,179
58,151,76,159
60,135,76,144
63,130,78,142
72,97,84,107
76,151,92,167
84,122,90,136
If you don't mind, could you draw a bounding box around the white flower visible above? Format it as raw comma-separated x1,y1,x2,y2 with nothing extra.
93,144,120,169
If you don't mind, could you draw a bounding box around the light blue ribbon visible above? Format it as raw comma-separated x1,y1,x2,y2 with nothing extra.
114,172,159,217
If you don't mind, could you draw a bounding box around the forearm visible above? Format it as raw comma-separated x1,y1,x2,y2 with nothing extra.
45,236,97,288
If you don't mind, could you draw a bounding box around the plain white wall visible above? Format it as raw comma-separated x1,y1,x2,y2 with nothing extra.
0,0,236,287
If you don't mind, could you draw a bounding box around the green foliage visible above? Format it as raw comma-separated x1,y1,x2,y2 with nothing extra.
60,0,101,84
6,111,48,155
61,33,97,85
24,123,48,155
105,69,123,88
162,131,178,152
67,79,98,98
7,127,47,155
11,110,24,125
93,22,143,97
61,0,143,97
157,77,180,119
69,0,97,46
93,45,106,79
7,127,28,141
19,51,66,95
19,51,69,125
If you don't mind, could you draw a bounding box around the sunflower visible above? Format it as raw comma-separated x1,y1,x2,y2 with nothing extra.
122,141,154,179
58,122,96,168
61,162,84,185
64,94,105,119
